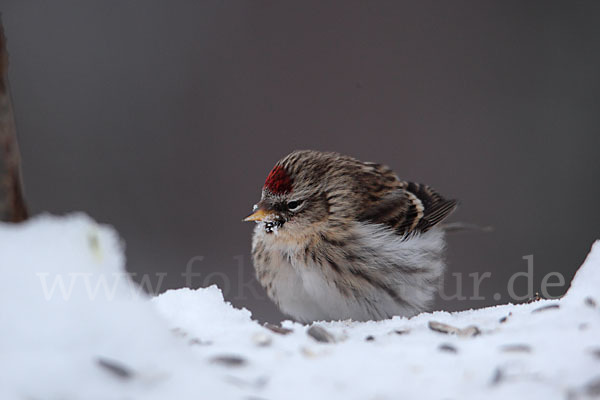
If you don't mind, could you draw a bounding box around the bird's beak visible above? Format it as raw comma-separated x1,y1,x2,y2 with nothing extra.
243,208,273,222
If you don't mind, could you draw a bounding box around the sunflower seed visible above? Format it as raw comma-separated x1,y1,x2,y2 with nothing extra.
263,323,293,335
585,297,597,308
210,355,247,367
531,304,560,313
307,325,335,343
428,321,459,335
428,321,480,337
439,343,458,353
500,344,532,353
490,367,504,386
96,357,133,379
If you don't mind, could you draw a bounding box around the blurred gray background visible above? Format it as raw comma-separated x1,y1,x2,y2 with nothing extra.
3,1,599,322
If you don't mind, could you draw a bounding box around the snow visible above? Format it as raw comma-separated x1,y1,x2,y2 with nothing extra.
1,214,599,400
0,214,243,400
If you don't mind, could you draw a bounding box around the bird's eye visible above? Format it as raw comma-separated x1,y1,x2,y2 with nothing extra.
287,200,303,211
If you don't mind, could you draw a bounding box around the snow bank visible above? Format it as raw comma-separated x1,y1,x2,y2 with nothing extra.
0,214,242,400
1,214,599,400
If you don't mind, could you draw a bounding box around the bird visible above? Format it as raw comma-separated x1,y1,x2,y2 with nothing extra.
244,150,457,323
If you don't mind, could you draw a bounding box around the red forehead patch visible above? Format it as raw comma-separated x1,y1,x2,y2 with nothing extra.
263,165,293,194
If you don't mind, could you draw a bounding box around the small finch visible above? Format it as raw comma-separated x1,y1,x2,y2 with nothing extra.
244,150,457,322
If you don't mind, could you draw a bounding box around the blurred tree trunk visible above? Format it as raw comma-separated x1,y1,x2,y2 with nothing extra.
0,18,28,222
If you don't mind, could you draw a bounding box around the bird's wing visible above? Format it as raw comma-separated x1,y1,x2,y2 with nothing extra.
358,180,458,237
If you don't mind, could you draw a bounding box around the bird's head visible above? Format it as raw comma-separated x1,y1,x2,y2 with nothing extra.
243,151,333,236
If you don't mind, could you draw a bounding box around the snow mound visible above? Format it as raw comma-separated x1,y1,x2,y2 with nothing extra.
2,214,599,400
152,286,259,345
564,241,600,305
0,214,242,400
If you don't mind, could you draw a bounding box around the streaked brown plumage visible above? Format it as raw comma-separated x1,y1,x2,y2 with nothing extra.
244,150,457,322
